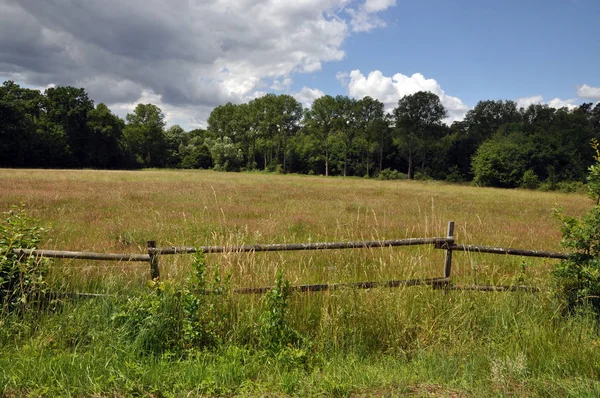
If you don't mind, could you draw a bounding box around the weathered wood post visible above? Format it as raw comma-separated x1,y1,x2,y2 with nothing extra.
444,221,455,282
147,240,160,280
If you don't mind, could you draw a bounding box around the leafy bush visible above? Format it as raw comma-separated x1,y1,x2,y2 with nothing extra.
445,165,466,183
206,137,243,171
413,171,432,181
0,205,49,313
554,206,600,312
112,251,231,355
556,180,586,194
471,133,532,188
377,168,408,181
521,169,540,189
259,271,303,352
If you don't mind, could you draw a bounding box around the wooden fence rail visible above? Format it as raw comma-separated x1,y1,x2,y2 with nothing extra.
152,237,453,255
11,221,572,293
13,249,150,262
449,244,569,259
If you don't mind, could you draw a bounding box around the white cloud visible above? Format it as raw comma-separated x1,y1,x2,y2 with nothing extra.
109,89,213,130
293,87,326,108
547,97,578,110
577,84,600,100
345,69,469,123
364,0,397,13
0,0,397,129
270,77,294,91
347,0,396,32
516,95,544,109
516,95,578,110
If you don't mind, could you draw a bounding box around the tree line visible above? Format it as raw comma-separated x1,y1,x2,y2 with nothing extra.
2,80,600,189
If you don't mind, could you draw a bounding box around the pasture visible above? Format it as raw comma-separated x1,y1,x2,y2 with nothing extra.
1,169,599,396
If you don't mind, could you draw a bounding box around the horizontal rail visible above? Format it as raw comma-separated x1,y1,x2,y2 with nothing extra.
449,244,569,259
154,237,453,255
234,277,450,294
450,284,540,292
12,249,151,262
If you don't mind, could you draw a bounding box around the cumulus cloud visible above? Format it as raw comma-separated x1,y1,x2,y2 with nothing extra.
516,95,544,109
516,95,578,110
344,69,469,123
577,84,600,100
547,97,578,110
347,0,397,32
293,87,326,108
108,89,214,130
0,0,396,128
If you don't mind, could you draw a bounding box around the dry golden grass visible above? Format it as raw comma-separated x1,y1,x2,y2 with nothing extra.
0,168,591,292
2,169,600,397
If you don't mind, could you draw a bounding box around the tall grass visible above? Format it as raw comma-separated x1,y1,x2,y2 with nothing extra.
0,168,598,396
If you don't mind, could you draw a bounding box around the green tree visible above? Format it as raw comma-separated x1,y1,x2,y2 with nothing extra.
43,86,95,167
273,95,303,173
163,125,186,168
393,91,447,179
333,96,358,177
180,136,213,169
471,132,533,188
123,104,167,167
354,96,385,177
207,102,238,141
86,103,126,168
0,81,43,167
303,95,338,176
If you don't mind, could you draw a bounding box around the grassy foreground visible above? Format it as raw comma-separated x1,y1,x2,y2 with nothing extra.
1,169,599,396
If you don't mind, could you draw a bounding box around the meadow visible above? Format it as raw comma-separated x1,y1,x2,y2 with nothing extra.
1,168,599,397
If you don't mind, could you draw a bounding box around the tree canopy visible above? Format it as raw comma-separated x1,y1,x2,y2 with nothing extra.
2,79,599,191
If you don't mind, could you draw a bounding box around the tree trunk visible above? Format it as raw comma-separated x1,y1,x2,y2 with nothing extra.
408,151,413,180
344,146,348,177
379,134,384,173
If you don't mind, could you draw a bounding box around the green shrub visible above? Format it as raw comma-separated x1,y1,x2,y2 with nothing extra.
587,138,600,204
377,168,407,181
0,205,49,313
111,251,231,355
521,169,540,189
413,171,432,181
259,271,303,352
554,206,600,312
445,165,466,183
556,181,586,194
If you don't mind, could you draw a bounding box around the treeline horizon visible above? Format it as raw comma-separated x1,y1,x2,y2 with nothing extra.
1,79,599,189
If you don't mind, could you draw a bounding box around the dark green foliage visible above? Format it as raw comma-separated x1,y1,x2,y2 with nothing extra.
2,78,598,189
86,103,128,168
0,206,49,313
0,81,43,167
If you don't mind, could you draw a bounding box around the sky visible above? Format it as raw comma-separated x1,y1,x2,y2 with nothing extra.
1,0,599,129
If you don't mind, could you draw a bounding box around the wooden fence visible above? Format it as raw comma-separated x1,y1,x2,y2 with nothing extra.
12,221,571,294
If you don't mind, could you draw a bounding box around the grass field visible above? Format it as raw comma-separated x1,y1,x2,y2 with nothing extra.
1,169,599,396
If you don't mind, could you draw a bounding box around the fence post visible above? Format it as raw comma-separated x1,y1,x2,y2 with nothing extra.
147,240,160,280
444,221,455,282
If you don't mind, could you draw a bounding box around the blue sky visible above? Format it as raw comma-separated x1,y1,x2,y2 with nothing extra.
1,0,599,128
307,0,600,106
